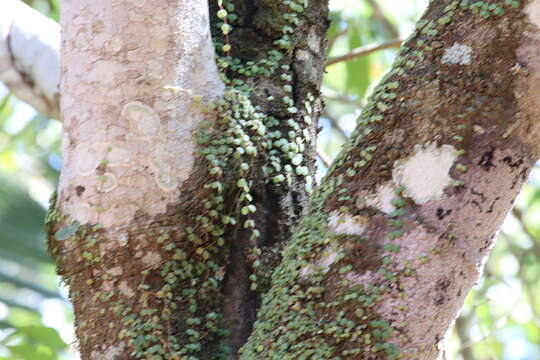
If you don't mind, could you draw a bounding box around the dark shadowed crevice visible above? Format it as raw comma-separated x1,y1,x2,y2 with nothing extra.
207,0,329,356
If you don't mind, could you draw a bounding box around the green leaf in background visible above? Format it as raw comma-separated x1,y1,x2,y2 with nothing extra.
524,321,540,345
345,24,371,98
0,176,50,266
15,325,67,351
6,343,56,360
0,317,67,360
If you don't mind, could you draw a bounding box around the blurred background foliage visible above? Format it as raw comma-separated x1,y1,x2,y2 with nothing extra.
0,0,538,359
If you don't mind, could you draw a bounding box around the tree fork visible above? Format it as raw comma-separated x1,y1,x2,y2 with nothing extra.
46,0,540,359
48,0,329,359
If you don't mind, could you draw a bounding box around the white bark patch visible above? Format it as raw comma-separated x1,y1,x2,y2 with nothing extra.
307,27,321,53
91,345,124,360
118,281,135,298
393,143,457,204
116,233,129,247
300,241,343,277
71,203,93,224
442,43,472,65
72,143,102,176
88,60,124,85
320,248,340,268
328,211,368,235
106,145,132,167
107,266,123,276
142,252,161,268
366,183,396,214
97,173,117,192
526,0,540,28
149,142,181,191
127,0,146,7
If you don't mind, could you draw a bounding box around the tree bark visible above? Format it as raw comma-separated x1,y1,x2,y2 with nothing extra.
49,0,225,358
43,0,540,360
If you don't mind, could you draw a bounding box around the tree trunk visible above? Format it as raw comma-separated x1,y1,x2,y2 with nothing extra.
45,0,540,360
49,0,225,358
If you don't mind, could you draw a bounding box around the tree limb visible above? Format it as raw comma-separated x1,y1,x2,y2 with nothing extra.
326,38,403,66
0,0,60,119
365,0,400,39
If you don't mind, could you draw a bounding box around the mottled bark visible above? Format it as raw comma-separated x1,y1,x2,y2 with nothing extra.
49,0,224,359
241,1,540,359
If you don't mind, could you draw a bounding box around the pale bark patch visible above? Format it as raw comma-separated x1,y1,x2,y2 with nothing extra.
526,0,540,28
393,142,457,204
71,203,93,224
58,0,224,232
122,101,161,139
91,345,124,360
300,239,343,277
308,27,321,53
118,281,135,298
116,233,129,247
142,252,161,268
366,182,396,214
442,43,472,65
73,143,103,176
328,211,368,235
127,0,146,7
107,266,123,276
88,60,125,85
97,173,117,193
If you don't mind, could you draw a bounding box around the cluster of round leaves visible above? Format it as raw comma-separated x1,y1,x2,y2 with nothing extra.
117,231,230,360
105,1,318,358
200,0,317,291
197,88,268,291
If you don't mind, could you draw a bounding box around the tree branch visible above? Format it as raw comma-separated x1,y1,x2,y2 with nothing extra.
0,0,60,119
317,148,332,168
326,38,403,66
242,2,540,359
365,0,400,39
